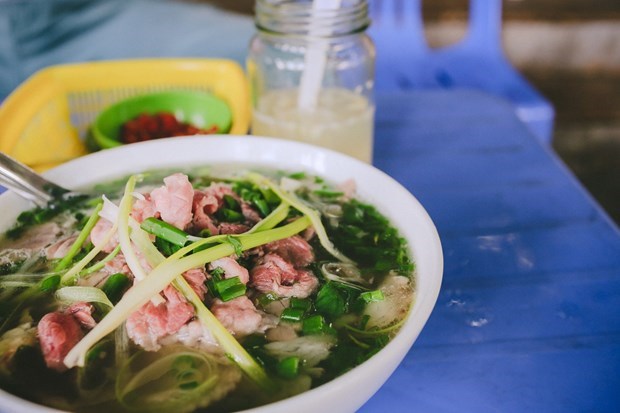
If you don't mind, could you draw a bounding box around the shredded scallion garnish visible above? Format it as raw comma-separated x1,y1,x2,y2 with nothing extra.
54,201,103,272
64,216,310,372
246,172,352,263
55,286,114,308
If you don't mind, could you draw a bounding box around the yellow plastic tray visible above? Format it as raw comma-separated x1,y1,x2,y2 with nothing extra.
0,59,250,171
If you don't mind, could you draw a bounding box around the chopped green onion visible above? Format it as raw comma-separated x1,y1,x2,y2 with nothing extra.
288,172,306,180
214,277,243,291
155,237,182,257
101,273,131,305
289,297,312,312
259,188,279,204
218,284,246,302
223,194,240,210
280,308,305,322
359,290,385,303
276,356,300,379
220,208,243,222
40,274,61,292
236,187,254,202
252,198,270,216
313,189,344,198
198,228,212,237
140,217,188,247
257,292,278,308
212,276,246,302
302,315,326,335
210,267,225,281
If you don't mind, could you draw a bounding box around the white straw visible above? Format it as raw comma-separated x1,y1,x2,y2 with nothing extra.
297,0,343,112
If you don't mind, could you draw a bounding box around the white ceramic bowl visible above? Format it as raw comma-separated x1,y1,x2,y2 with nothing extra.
0,136,443,413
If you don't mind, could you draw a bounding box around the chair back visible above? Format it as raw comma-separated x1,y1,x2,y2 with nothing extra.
369,0,555,143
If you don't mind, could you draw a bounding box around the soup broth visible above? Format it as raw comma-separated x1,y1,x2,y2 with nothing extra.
0,166,414,412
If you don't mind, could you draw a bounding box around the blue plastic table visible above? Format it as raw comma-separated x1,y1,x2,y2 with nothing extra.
361,90,620,412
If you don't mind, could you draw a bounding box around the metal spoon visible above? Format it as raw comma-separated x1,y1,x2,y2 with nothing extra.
0,153,70,207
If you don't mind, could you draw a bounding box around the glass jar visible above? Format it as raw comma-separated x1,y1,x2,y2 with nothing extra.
247,0,375,163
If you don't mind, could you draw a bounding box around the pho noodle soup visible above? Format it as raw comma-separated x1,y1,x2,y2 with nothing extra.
0,167,415,412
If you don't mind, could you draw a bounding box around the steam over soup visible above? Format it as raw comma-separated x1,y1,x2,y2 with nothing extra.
0,167,415,412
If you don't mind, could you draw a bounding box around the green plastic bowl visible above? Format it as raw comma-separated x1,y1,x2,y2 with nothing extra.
91,90,233,149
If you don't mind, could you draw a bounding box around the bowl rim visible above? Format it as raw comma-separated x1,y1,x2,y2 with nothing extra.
0,135,443,413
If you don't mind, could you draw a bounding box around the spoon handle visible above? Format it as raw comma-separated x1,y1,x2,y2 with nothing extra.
0,153,67,206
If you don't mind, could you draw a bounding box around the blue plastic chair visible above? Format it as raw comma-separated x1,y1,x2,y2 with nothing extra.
369,0,555,144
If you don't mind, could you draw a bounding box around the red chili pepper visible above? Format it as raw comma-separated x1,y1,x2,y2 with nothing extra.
120,112,219,144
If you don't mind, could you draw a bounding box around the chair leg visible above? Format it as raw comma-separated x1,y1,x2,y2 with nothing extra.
465,0,503,55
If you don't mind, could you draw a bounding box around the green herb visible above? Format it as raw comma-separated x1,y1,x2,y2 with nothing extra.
315,282,348,318
0,260,24,276
5,193,90,239
326,199,413,274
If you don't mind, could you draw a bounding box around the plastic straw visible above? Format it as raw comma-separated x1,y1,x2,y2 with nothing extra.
297,0,343,112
